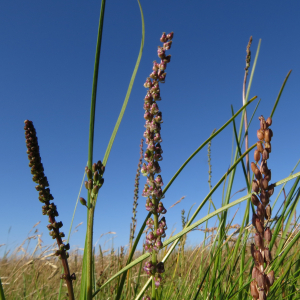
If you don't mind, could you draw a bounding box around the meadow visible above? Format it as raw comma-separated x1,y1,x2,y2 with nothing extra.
1,1,300,299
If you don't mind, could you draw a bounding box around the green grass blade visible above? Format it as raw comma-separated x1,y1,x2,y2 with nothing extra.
102,0,145,167
270,70,292,118
82,1,106,299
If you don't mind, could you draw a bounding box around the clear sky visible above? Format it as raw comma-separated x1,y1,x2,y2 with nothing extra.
1,1,300,256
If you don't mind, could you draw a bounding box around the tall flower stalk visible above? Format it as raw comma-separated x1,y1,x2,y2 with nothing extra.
24,120,75,300
250,116,275,300
141,31,173,300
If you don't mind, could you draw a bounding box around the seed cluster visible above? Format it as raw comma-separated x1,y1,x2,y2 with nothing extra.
141,31,173,292
80,160,105,208
24,120,75,282
250,116,275,300
130,139,144,242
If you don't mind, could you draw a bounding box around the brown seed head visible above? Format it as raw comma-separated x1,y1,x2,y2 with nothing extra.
255,218,264,234
254,149,261,162
264,129,271,142
252,266,260,281
251,194,260,206
257,129,264,140
259,290,266,300
254,250,264,265
265,142,271,153
264,227,272,244
252,180,259,193
254,233,264,250
264,247,272,263
268,183,275,196
256,202,265,224
257,272,266,289
250,281,259,299
267,270,274,286
261,178,269,190
257,141,264,153
262,149,269,160
266,117,272,127
265,205,271,220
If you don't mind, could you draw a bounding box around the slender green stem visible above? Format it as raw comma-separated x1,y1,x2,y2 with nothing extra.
85,1,106,299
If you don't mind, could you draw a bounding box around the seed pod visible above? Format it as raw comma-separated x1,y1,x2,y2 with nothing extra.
257,129,264,140
268,183,275,196
256,203,265,224
252,266,260,281
80,197,87,206
264,129,271,142
255,218,264,234
264,247,272,263
257,141,264,153
265,205,271,220
259,116,266,130
262,149,269,160
261,178,269,190
265,169,271,182
250,281,259,299
84,181,89,190
254,250,264,266
259,290,266,300
252,180,259,193
93,171,99,182
92,162,97,172
257,272,266,289
251,162,262,180
254,233,264,250
254,149,261,162
85,167,93,180
267,270,274,286
265,142,271,153
260,190,270,206
251,194,260,206
266,117,272,127
260,161,268,175
264,227,272,244
88,179,93,190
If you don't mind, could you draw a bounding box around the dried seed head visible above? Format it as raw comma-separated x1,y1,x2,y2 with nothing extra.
254,233,264,250
265,205,271,220
260,190,270,206
250,281,259,299
257,272,266,289
268,183,275,196
257,141,264,153
262,149,269,160
264,129,271,142
259,290,266,300
252,266,260,281
265,169,271,182
255,218,264,234
261,178,269,190
264,247,272,263
251,162,262,180
260,160,268,175
264,227,272,244
267,270,274,286
254,149,261,162
265,142,271,153
266,117,272,127
256,202,265,223
252,180,260,193
251,194,260,206
254,250,264,266
259,115,266,130
257,129,264,140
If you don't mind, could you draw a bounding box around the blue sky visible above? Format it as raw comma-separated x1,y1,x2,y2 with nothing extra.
1,1,300,256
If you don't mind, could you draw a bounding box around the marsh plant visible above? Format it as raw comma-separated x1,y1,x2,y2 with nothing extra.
1,1,300,300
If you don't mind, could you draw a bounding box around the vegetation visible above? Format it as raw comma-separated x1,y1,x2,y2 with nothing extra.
1,0,300,299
